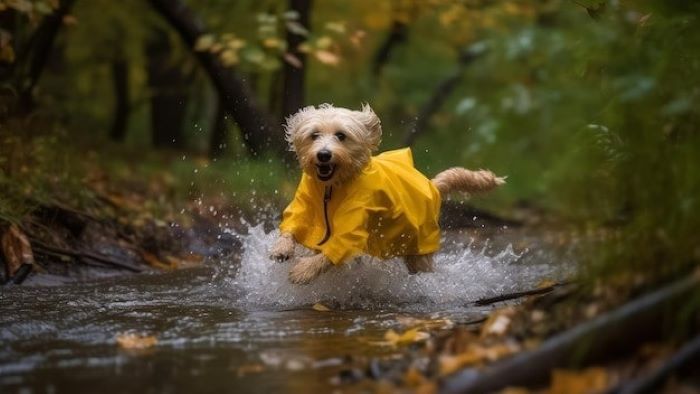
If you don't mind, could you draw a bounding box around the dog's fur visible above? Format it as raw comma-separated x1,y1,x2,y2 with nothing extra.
270,104,505,284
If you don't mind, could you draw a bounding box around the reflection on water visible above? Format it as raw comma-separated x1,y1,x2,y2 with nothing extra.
0,225,572,393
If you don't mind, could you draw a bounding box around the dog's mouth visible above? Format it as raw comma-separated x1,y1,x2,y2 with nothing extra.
315,164,336,181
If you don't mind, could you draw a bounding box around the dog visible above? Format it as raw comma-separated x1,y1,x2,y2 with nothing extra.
269,104,505,284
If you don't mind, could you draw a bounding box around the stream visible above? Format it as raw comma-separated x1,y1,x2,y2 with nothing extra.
0,224,573,393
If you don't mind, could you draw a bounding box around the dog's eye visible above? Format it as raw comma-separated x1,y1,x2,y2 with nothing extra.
310,132,320,141
335,132,346,141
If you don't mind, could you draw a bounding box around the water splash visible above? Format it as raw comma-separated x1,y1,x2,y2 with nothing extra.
223,224,556,311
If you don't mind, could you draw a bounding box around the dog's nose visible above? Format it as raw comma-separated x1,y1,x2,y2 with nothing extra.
316,150,332,163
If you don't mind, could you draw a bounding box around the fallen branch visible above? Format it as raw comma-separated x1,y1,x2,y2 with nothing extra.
612,334,700,394
473,283,567,306
29,237,143,273
441,272,700,394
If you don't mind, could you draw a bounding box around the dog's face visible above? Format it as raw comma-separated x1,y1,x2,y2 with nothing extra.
284,104,382,185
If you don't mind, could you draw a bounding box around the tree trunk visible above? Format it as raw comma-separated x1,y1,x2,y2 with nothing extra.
110,59,129,142
16,0,75,113
148,0,283,156
281,0,311,120
0,9,17,83
209,96,229,159
146,28,189,149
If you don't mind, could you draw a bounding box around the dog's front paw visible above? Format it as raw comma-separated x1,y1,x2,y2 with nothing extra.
288,255,330,285
269,235,295,262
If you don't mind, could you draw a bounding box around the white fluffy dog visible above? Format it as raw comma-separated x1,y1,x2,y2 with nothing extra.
270,104,504,284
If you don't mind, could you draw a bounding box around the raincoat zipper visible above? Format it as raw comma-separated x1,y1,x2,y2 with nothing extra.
317,186,332,246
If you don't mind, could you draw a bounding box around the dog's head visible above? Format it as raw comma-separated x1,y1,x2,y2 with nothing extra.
284,103,382,185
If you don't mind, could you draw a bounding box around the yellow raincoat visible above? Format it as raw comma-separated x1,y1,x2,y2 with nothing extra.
280,148,441,265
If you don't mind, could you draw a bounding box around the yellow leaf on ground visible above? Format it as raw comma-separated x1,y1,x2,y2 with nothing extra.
481,308,516,338
404,366,427,387
312,303,331,312
236,363,265,377
1,224,34,277
439,342,520,376
396,316,454,331
141,251,172,270
439,352,483,376
116,333,158,350
384,328,430,347
549,367,609,394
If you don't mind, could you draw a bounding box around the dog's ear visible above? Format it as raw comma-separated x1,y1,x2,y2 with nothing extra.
284,106,316,151
355,103,382,151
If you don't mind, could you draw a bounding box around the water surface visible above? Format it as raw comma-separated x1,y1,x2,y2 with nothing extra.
0,225,572,393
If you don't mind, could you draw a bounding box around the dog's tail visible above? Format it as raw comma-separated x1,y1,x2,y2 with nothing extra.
431,167,506,197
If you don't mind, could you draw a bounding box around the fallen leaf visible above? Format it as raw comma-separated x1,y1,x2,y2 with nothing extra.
396,316,454,331
312,303,331,312
404,366,427,387
116,333,158,350
549,367,609,394
62,14,78,26
1,224,34,277
164,254,203,269
415,382,438,394
439,342,520,376
383,328,430,347
236,363,265,377
141,251,172,270
481,308,516,338
439,352,483,376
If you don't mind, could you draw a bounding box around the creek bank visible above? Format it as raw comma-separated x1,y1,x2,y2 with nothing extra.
1,198,521,286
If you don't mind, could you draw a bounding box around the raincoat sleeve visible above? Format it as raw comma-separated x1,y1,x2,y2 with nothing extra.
320,193,382,265
279,177,314,240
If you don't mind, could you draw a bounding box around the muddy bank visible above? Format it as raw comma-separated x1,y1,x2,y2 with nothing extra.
0,201,241,286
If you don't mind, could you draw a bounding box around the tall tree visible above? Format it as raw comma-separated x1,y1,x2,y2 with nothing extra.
110,58,130,142
146,27,190,149
148,0,283,156
281,0,311,120
16,0,75,114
